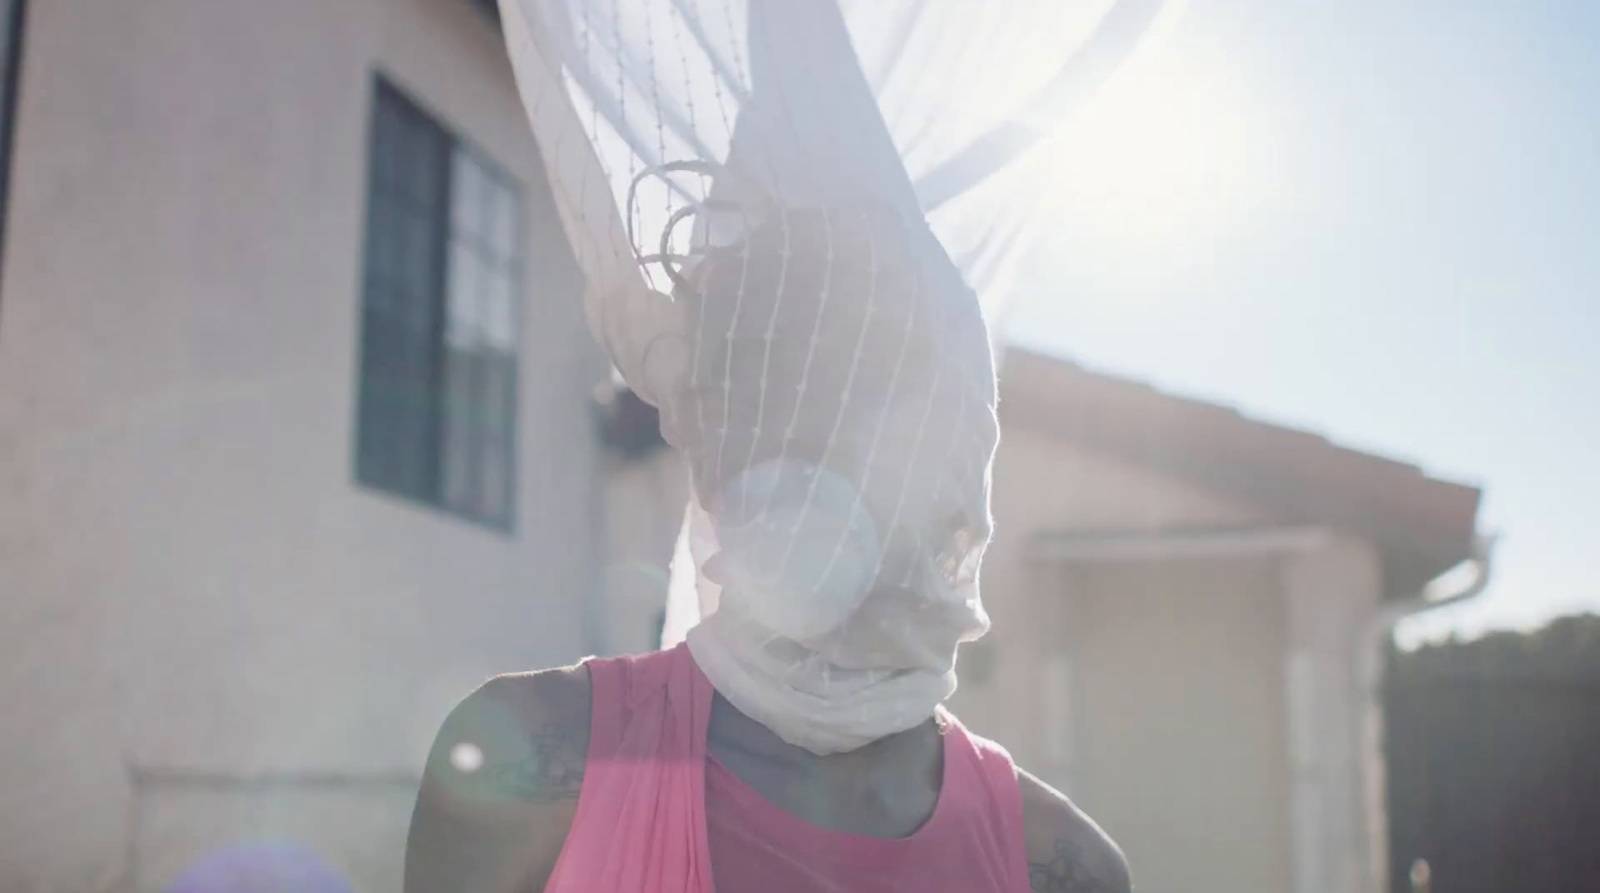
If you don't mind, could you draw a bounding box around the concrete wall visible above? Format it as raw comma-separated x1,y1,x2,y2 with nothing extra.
0,1,606,889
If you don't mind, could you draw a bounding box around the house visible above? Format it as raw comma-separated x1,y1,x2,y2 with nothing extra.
609,348,1485,893
0,1,1485,892
0,1,614,890
961,350,1484,893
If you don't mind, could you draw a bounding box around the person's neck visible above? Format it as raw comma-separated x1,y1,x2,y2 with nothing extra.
704,690,947,838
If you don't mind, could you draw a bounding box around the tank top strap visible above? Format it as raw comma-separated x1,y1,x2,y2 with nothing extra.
578,652,626,762
942,715,1034,892
546,644,717,893
583,642,715,751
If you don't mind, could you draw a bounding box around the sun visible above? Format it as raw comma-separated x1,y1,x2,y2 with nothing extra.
1039,53,1260,251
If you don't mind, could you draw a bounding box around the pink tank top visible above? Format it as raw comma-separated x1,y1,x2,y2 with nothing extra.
544,643,1031,893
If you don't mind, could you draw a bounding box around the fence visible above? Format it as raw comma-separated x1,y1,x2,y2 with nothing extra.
1383,617,1600,893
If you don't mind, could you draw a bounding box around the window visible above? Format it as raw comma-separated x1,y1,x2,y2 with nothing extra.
0,0,26,288
356,77,522,530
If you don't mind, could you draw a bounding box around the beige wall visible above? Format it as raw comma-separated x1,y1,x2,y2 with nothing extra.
1282,535,1386,893
959,423,1387,893
1070,557,1291,893
951,425,1273,756
0,1,606,889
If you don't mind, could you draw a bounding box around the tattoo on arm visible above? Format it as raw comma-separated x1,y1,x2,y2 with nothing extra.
1029,838,1111,893
471,727,585,803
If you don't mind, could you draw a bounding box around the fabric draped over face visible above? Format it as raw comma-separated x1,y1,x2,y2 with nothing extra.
499,0,1023,753
673,203,999,753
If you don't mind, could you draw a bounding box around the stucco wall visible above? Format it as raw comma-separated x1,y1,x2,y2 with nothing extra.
951,425,1273,758
1283,534,1386,893
0,1,605,889
959,423,1386,893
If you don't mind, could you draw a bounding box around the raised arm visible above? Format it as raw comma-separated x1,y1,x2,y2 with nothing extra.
1018,768,1133,893
403,665,591,893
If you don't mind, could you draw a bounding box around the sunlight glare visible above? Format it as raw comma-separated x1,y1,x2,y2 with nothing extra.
1043,57,1257,251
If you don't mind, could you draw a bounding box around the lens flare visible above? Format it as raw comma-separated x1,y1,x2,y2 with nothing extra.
450,741,485,773
164,842,350,893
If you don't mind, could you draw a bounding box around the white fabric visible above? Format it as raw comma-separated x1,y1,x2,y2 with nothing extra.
668,202,997,753
687,609,958,755
498,0,1171,753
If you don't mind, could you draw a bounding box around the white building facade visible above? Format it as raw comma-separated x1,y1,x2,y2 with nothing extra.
0,1,611,889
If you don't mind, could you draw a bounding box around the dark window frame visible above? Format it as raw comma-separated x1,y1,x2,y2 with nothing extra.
472,0,501,28
0,0,28,311
354,74,524,532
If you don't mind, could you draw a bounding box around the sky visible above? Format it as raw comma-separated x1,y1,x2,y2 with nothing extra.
998,0,1600,643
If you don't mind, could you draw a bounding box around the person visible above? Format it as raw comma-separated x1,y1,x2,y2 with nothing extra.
401,205,1131,892
403,651,1128,893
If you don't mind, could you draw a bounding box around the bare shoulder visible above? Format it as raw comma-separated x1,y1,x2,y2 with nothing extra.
430,664,593,804
404,663,592,893
1017,768,1132,893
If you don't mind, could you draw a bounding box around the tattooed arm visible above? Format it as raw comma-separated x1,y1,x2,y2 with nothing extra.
1019,768,1132,893
403,665,591,893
